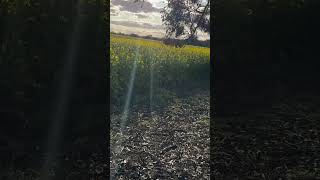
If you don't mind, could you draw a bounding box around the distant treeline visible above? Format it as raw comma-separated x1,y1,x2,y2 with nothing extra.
111,32,210,47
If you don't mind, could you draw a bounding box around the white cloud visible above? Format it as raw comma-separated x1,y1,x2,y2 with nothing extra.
111,0,210,40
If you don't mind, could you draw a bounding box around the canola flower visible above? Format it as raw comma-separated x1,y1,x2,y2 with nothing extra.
111,34,210,107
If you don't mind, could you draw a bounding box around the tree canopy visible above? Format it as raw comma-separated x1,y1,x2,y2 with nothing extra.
161,0,210,40
135,0,210,40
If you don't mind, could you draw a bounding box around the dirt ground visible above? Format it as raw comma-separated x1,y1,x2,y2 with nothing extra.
110,92,210,179
1,93,319,179
212,94,320,179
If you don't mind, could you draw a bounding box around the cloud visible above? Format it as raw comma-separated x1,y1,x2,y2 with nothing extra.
110,8,119,16
111,0,160,13
111,20,163,29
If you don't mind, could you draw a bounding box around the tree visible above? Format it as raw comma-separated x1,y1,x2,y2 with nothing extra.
136,0,210,40
161,0,210,40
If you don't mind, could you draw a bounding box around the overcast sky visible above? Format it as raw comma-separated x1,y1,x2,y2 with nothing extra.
110,0,209,40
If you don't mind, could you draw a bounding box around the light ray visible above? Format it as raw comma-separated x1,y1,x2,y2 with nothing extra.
120,46,140,130
111,46,140,179
40,2,83,179
150,55,154,114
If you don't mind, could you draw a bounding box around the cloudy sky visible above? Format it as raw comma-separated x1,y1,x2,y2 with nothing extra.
110,0,209,40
